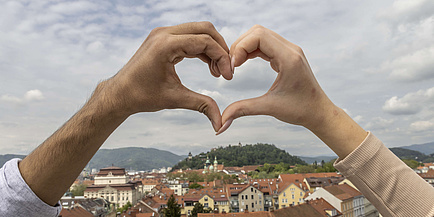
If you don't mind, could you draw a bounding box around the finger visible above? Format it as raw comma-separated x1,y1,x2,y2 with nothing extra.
217,96,270,135
175,88,222,132
231,29,288,74
196,54,220,78
169,21,229,53
170,34,232,80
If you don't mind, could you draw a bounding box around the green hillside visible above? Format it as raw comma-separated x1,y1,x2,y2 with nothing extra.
173,143,306,170
390,147,434,163
87,147,184,171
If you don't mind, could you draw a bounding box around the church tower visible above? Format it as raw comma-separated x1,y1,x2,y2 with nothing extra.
213,156,218,172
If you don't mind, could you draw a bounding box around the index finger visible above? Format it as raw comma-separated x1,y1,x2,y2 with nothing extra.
169,21,230,53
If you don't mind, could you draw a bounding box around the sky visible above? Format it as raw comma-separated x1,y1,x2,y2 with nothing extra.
1,0,433,157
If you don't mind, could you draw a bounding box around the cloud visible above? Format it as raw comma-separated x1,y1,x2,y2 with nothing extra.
364,117,395,131
1,89,45,106
380,0,434,26
410,120,434,132
381,46,434,82
382,87,434,115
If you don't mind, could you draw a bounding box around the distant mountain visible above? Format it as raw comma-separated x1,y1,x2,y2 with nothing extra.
173,143,306,170
87,147,185,171
389,147,434,163
299,156,337,164
398,142,434,155
0,154,26,166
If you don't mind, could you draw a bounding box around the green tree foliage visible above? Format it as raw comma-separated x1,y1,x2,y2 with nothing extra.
402,159,423,169
173,143,306,170
191,202,204,217
162,194,181,217
390,148,434,163
189,183,204,189
116,201,132,213
71,183,87,196
250,160,338,178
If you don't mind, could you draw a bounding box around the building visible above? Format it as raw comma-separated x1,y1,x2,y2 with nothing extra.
418,169,434,187
84,166,141,207
237,185,264,212
305,183,364,217
274,182,306,209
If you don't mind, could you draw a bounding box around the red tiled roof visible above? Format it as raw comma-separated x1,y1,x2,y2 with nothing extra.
324,183,362,201
419,169,434,178
97,167,126,176
59,207,94,217
307,198,342,217
198,203,324,217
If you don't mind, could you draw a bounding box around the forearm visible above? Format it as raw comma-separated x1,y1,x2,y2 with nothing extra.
19,80,128,206
305,100,367,159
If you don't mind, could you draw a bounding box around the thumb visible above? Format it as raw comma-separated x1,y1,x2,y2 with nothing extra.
175,88,222,132
217,96,270,135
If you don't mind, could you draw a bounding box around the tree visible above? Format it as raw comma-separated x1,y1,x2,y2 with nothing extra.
116,201,132,213
189,183,204,189
71,183,87,196
191,202,204,217
162,194,181,217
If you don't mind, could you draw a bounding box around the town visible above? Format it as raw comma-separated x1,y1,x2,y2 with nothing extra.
59,154,434,217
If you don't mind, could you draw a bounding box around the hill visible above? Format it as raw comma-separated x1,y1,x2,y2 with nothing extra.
299,156,337,164
398,142,434,155
87,147,184,171
389,147,434,163
0,154,26,166
173,143,306,170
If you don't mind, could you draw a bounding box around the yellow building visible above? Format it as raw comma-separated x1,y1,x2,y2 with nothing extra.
274,183,305,209
182,193,230,215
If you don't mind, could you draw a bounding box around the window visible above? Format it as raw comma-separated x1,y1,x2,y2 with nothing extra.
252,203,254,208
251,195,254,200
259,200,261,204
111,196,114,201
283,192,286,197
246,205,248,210
285,199,288,203
204,203,209,208
251,188,253,192
282,199,284,203
292,195,294,199
242,195,244,200
204,197,208,201
300,192,303,196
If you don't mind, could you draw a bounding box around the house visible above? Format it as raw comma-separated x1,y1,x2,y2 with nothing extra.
58,207,94,217
274,182,306,209
306,198,342,216
418,169,434,187
305,183,364,217
249,178,278,211
84,166,141,207
237,185,264,212
197,202,332,217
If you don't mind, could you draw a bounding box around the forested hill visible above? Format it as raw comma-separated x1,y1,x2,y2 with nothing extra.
173,143,306,170
389,147,434,163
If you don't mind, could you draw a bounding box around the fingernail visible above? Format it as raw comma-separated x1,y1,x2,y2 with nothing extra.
230,55,235,74
211,119,219,132
216,118,233,135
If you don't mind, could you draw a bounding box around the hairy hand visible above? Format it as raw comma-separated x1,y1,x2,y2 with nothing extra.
104,22,232,131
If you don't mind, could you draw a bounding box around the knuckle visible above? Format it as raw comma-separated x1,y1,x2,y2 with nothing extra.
294,45,304,55
150,26,165,35
200,21,215,30
252,25,266,35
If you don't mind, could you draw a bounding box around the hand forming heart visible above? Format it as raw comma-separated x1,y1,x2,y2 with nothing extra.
104,22,334,135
